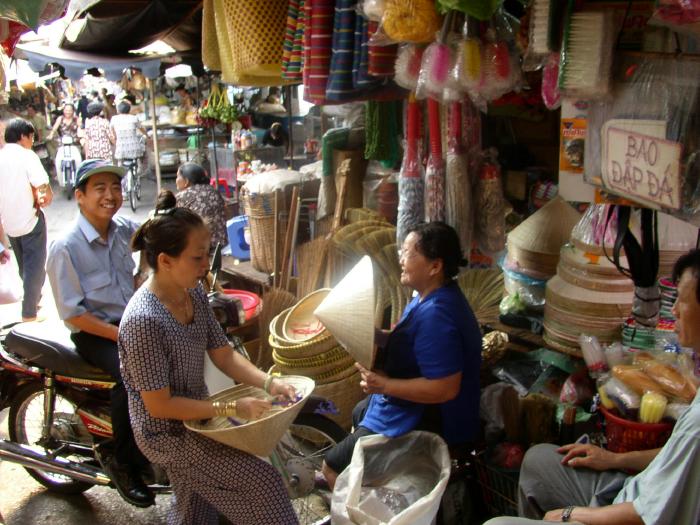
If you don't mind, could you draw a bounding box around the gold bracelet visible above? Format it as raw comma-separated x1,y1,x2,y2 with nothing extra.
212,400,237,417
263,374,275,395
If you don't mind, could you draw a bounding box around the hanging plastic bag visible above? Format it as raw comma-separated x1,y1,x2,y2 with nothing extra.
331,431,452,525
394,44,425,90
649,0,700,37
380,0,441,44
0,255,22,305
451,16,482,99
416,11,456,101
474,149,506,255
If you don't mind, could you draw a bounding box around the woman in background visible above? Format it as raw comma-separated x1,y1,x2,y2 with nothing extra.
175,162,228,250
83,102,114,161
110,100,146,165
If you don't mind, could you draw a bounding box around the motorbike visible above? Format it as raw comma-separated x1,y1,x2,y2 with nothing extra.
54,135,82,198
0,249,346,523
32,141,53,176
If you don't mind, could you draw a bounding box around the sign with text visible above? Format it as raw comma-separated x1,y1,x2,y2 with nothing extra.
602,127,682,210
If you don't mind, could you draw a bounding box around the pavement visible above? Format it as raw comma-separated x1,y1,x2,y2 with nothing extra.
0,175,181,524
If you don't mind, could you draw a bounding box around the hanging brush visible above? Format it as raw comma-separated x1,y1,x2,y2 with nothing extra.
397,95,425,246
445,100,473,259
425,97,446,223
455,15,482,94
558,1,614,100
523,0,563,71
416,10,455,101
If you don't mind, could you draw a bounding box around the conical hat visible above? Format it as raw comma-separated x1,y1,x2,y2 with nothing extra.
314,256,376,369
508,197,582,255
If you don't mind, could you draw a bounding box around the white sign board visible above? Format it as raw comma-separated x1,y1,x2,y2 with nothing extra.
602,127,682,210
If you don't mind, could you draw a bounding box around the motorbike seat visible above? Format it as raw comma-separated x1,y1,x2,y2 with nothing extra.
5,321,113,382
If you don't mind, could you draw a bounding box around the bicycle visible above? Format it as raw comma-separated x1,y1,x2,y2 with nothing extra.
120,158,141,212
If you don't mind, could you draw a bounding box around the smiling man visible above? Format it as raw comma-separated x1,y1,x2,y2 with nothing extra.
484,250,700,525
46,159,153,508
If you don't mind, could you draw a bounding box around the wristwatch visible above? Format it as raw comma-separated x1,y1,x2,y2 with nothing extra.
562,505,575,522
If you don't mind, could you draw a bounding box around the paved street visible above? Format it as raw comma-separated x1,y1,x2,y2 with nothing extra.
0,174,180,524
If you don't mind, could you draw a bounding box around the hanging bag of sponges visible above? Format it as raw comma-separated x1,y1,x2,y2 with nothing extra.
397,96,425,246
380,0,441,44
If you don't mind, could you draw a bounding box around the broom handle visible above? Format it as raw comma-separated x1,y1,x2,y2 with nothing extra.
284,193,301,291
280,186,300,291
272,189,281,287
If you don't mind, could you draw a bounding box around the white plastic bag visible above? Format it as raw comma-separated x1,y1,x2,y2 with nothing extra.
0,255,22,305
331,431,451,525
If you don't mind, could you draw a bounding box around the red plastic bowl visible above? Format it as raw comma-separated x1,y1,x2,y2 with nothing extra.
222,289,262,321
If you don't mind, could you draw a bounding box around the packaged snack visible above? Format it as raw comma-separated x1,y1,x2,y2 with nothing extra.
641,360,697,403
579,334,608,378
603,376,640,417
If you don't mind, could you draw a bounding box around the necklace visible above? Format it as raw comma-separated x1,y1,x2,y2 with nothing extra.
150,282,192,320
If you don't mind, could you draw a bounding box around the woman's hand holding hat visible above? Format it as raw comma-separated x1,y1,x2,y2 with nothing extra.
268,378,297,401
356,363,388,395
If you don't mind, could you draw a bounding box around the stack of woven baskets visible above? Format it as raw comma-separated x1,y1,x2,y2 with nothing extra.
269,290,363,429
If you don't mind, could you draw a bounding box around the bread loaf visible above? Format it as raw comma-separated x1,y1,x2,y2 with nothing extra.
642,361,697,403
611,365,664,395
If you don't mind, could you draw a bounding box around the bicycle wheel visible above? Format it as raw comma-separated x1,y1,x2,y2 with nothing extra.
135,166,142,201
275,414,347,525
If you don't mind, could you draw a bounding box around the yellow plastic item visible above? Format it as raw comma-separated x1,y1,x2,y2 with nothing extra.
598,385,615,410
640,392,668,424
462,38,481,82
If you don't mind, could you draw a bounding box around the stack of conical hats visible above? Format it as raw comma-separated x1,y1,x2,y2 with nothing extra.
544,206,634,356
506,197,582,280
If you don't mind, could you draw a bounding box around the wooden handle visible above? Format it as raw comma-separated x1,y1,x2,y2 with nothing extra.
280,186,300,291
272,190,281,287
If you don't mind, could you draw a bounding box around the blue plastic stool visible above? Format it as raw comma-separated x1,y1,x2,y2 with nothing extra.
227,215,250,260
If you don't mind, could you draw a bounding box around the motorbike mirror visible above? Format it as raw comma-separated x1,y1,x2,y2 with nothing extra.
210,243,222,288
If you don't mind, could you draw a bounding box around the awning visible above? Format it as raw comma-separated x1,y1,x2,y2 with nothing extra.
14,42,167,81
60,0,202,54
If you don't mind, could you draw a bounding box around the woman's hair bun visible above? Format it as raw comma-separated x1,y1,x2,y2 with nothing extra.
155,189,177,211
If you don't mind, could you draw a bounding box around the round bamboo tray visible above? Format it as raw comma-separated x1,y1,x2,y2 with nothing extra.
559,244,629,278
557,262,634,293
545,275,633,318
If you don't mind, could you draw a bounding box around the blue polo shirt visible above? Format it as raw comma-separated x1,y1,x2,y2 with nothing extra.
47,213,139,327
360,282,482,445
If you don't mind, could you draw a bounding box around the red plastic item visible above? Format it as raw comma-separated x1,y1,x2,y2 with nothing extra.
222,289,262,321
600,406,673,453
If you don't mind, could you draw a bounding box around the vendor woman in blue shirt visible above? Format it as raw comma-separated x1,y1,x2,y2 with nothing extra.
322,221,481,488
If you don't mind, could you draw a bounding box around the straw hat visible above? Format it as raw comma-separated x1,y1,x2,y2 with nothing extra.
184,376,315,457
282,289,331,343
508,197,582,255
314,255,376,368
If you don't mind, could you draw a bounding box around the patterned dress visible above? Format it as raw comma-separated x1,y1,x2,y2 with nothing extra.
176,184,229,248
84,116,113,161
110,113,145,160
118,286,297,525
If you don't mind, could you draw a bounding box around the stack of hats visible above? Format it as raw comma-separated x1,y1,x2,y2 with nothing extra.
269,287,367,430
543,207,635,356
657,212,698,277
503,197,582,311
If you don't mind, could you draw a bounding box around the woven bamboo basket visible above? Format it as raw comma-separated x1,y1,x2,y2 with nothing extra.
184,376,314,457
270,366,364,430
272,347,355,376
241,191,278,274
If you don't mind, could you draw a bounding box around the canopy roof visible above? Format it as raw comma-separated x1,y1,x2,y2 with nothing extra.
15,42,166,80
61,0,202,54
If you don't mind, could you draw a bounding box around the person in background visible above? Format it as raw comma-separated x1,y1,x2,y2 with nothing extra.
262,122,289,150
484,250,700,525
119,190,298,524
83,102,114,161
102,93,117,120
322,221,482,489
110,100,146,167
46,159,152,508
77,93,90,127
47,102,81,143
0,118,53,321
175,162,228,251
26,104,48,143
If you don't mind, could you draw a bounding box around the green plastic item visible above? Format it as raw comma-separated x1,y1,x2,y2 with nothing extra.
187,135,200,149
436,0,503,21
1,0,51,30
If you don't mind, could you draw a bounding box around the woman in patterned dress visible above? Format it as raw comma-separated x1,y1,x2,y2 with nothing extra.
83,102,114,161
175,162,228,250
118,190,299,525
110,100,146,164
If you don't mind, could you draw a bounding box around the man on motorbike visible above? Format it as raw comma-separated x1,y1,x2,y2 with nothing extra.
46,159,153,508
